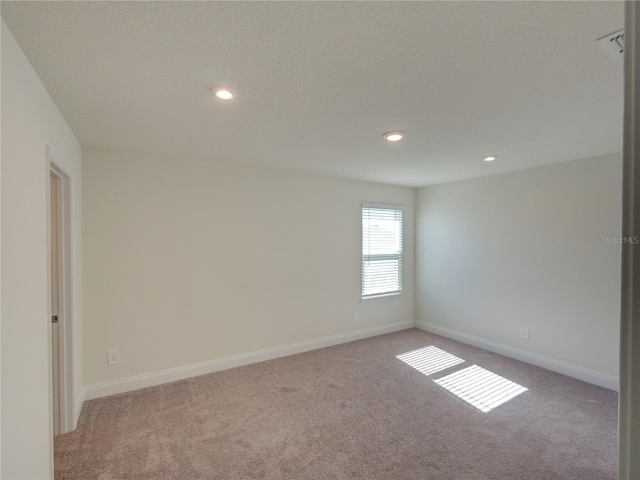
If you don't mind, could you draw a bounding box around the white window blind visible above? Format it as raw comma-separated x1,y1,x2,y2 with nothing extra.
362,204,403,298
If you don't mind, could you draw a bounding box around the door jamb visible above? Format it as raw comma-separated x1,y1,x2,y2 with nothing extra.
48,148,75,435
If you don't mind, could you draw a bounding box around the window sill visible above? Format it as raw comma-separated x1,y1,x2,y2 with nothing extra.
361,292,403,303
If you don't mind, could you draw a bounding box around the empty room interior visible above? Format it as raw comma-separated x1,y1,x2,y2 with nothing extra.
1,1,637,479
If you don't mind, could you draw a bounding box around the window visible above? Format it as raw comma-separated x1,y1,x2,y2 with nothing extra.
362,203,403,299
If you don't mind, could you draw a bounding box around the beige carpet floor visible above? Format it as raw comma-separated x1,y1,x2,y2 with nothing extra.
55,328,618,479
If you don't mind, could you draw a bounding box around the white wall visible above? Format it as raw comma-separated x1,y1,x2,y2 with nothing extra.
82,148,414,388
416,154,622,382
1,20,83,480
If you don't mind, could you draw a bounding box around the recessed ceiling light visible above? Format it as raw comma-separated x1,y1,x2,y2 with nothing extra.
214,89,234,100
484,155,497,162
383,131,404,142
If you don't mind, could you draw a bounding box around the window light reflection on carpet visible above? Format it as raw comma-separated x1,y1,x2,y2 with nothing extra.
434,364,528,413
396,346,465,376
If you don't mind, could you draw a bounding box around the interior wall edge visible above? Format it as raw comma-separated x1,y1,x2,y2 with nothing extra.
415,320,618,391
74,390,84,429
618,1,640,477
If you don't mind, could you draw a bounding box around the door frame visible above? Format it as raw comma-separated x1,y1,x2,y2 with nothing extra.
48,148,75,435
619,1,640,477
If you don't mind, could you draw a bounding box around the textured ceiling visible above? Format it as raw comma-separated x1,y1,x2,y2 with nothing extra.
1,1,624,187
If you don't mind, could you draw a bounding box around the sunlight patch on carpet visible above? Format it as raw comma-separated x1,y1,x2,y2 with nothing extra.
396,346,465,376
434,365,528,413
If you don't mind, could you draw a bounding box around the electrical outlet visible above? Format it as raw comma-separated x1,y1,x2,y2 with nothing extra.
520,327,529,340
107,349,120,366
353,311,359,322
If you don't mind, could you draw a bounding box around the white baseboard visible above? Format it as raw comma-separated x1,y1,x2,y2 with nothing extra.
84,321,414,400
415,321,619,391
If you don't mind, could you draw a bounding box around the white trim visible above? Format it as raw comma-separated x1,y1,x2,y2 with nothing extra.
84,321,414,400
361,292,403,302
74,390,84,428
415,321,619,391
362,202,404,210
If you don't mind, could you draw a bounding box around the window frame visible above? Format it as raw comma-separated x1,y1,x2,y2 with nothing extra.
361,202,404,301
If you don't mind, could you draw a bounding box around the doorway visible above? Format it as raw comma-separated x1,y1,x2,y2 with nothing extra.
49,154,74,436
